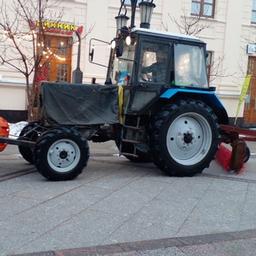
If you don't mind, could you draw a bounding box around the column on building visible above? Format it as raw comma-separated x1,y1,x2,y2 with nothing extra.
85,0,110,83
220,0,244,117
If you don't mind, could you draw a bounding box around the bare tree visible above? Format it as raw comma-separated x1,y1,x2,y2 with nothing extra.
0,0,65,120
163,9,232,84
163,10,210,36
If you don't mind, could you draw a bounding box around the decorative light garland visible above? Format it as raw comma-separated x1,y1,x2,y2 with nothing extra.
54,54,66,61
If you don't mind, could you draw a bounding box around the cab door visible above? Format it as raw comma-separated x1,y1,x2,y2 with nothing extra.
124,39,172,115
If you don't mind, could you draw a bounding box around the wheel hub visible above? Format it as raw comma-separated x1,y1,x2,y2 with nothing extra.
59,150,68,159
183,132,193,144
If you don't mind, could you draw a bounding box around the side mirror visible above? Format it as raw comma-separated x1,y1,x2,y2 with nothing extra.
89,48,94,62
88,38,109,68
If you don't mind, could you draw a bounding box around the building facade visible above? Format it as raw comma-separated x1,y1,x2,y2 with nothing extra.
0,0,256,125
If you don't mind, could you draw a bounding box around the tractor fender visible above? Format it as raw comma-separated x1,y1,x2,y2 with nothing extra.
160,88,229,125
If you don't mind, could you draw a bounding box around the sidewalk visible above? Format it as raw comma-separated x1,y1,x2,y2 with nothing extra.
1,142,256,255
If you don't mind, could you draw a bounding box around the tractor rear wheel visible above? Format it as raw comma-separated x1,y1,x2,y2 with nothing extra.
34,127,89,181
150,99,220,176
18,123,39,164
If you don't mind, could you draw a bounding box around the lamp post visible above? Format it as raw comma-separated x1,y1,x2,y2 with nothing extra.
72,30,83,84
130,0,138,28
105,2,130,84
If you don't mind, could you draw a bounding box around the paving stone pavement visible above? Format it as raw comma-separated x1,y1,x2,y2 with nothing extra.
1,141,256,255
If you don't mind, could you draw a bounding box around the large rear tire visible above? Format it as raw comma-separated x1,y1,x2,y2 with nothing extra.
35,127,89,181
150,99,220,176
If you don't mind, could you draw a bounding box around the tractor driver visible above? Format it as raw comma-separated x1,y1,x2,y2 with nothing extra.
140,49,168,83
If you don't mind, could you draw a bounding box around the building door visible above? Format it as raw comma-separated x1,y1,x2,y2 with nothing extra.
244,56,256,126
43,35,72,82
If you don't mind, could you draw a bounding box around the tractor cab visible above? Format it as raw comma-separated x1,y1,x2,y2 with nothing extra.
109,28,209,90
107,28,210,115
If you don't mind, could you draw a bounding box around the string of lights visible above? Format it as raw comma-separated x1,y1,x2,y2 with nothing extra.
1,30,68,62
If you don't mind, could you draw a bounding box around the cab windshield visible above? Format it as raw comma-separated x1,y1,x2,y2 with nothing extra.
174,44,208,88
111,41,136,86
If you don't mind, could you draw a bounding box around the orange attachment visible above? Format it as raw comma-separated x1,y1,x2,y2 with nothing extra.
0,117,9,152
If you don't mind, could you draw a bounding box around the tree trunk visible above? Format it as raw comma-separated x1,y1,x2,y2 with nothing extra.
26,74,39,122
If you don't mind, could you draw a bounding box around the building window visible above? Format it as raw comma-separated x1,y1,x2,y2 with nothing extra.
206,51,213,82
191,0,215,18
252,0,256,23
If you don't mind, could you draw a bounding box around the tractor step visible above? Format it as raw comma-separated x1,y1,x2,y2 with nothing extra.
119,116,145,156
121,152,138,158
123,125,143,131
122,139,144,144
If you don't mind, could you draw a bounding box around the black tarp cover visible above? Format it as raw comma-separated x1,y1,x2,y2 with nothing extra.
41,82,119,125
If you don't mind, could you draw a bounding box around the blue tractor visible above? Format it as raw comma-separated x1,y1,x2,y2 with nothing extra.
10,26,230,181
0,0,233,181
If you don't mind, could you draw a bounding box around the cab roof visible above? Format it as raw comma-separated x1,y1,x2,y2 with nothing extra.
132,28,205,44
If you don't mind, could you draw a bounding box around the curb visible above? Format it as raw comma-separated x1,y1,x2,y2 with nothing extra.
10,229,256,256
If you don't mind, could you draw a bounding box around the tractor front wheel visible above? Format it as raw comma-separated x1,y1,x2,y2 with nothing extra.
34,127,89,181
150,99,220,176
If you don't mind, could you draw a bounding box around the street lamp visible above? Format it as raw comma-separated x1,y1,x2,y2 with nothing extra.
115,14,129,32
129,0,155,29
115,1,129,33
139,0,156,29
117,0,155,30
